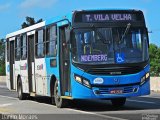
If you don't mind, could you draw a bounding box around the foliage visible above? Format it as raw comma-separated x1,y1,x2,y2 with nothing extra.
149,44,160,76
21,16,43,29
0,16,43,75
0,39,5,76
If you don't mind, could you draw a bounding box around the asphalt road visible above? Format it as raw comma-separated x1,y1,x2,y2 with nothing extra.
0,82,160,120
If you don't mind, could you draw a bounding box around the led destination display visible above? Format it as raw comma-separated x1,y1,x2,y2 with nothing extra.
73,11,144,23
82,13,136,22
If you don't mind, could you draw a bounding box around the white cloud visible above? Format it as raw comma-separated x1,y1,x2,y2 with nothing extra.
0,4,10,12
20,0,58,9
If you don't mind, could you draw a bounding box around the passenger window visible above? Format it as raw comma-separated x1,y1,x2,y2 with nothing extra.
15,36,21,61
35,29,45,58
7,39,9,62
46,25,57,57
21,35,27,60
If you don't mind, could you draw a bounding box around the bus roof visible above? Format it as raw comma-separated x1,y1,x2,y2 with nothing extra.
6,9,143,39
6,14,73,39
6,21,45,39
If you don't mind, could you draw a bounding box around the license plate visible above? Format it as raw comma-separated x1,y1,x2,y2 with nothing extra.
110,89,123,94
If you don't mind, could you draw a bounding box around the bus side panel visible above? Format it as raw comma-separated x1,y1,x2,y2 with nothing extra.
45,57,60,96
14,61,20,90
6,62,10,90
20,60,29,93
32,62,36,92
5,41,10,90
35,58,47,95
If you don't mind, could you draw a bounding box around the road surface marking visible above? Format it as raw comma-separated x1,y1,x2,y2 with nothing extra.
28,100,57,108
141,96,160,99
127,99,156,104
0,103,13,107
0,85,7,88
0,95,18,100
0,108,13,113
66,108,127,120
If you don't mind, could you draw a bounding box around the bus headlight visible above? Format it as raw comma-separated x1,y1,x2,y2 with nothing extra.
83,79,91,88
145,72,150,79
75,75,82,83
74,74,91,88
140,72,150,85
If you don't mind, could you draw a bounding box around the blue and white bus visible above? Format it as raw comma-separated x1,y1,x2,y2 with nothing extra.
6,9,150,108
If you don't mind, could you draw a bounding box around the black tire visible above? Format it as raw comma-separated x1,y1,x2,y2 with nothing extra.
54,81,68,108
51,82,55,105
17,78,27,100
111,98,126,107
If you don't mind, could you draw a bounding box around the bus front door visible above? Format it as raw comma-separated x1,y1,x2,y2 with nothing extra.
59,26,71,96
27,34,36,93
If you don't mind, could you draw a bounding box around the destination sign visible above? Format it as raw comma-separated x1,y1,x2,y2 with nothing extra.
81,54,108,62
82,13,137,22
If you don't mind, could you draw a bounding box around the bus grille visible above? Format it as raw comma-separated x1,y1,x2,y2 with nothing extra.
98,88,109,94
87,67,142,75
123,86,134,93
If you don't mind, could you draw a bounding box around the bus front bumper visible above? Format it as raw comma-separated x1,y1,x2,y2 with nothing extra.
71,80,150,99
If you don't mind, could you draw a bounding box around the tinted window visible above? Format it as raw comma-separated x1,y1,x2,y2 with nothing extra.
15,36,21,61
21,35,27,60
46,25,57,57
35,29,45,58
7,39,9,62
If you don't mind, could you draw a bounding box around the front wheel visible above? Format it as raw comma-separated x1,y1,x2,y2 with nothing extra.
111,98,126,107
54,81,68,108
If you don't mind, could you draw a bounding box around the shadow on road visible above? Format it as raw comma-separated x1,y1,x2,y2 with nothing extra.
31,95,160,112
0,84,159,112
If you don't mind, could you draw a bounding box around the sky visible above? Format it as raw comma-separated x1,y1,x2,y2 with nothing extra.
0,0,160,46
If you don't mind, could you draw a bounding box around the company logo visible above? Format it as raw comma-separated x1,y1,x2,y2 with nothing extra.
7,65,10,72
93,78,104,84
114,78,120,84
37,64,43,70
20,63,27,70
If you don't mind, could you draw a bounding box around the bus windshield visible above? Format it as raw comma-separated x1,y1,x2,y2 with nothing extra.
71,27,149,64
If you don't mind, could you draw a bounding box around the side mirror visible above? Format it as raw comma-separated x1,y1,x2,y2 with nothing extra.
146,28,150,48
65,28,71,44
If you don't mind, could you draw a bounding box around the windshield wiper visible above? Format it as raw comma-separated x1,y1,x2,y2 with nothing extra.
120,23,131,43
91,26,109,44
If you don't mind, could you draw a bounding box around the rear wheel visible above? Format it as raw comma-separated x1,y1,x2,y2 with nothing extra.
17,78,27,100
111,98,126,107
54,81,68,108
51,82,55,105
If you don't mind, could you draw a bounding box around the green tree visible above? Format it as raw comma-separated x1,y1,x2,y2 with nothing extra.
21,16,43,29
149,44,160,76
0,39,5,76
